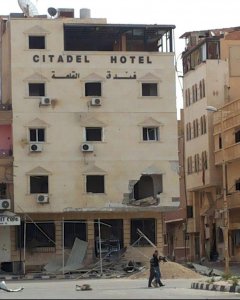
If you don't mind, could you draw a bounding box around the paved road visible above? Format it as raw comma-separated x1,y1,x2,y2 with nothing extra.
0,278,239,299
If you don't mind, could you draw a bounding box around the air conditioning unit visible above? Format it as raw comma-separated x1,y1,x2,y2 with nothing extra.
29,143,43,152
91,97,101,106
81,143,94,152
40,97,52,106
0,199,11,210
36,194,49,204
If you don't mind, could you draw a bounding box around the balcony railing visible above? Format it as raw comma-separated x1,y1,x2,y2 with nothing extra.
216,192,240,210
215,143,240,165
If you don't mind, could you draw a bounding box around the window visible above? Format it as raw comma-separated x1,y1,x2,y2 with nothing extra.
193,119,199,138
85,127,102,141
142,83,158,96
16,222,55,249
143,127,159,141
29,36,45,49
235,129,240,143
86,175,104,193
199,81,202,99
202,79,205,98
29,128,45,142
29,83,45,96
187,206,193,218
194,154,200,172
30,175,48,194
187,156,193,174
194,84,198,101
192,85,195,103
131,218,156,246
64,221,87,248
202,151,208,170
219,134,222,149
236,179,240,191
85,82,101,96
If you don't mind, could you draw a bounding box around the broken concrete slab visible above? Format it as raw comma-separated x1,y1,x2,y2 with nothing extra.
191,263,213,276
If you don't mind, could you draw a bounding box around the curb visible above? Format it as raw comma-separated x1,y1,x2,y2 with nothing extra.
191,282,240,293
0,274,76,281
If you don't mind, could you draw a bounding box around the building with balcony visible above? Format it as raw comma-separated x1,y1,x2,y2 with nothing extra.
0,7,179,272
212,98,240,261
181,27,240,262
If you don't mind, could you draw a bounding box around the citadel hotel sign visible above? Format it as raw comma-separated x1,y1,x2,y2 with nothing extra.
33,54,153,64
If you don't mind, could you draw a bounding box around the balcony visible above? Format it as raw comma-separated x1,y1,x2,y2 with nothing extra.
215,143,240,165
0,104,12,125
215,192,240,210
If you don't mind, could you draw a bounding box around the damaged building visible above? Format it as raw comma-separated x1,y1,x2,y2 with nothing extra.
0,6,179,273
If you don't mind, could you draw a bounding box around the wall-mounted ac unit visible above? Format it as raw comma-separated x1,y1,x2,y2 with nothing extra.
81,143,94,152
0,199,11,210
30,143,43,152
91,97,101,106
40,97,52,106
36,194,49,204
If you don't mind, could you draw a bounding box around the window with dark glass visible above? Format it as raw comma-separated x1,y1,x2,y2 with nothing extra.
85,82,101,96
29,128,45,142
30,176,48,194
86,127,102,141
236,179,240,191
142,83,158,96
187,205,193,218
29,36,45,49
29,83,45,96
86,175,104,193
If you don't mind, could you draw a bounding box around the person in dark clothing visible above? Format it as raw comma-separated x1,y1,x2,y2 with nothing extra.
148,250,166,288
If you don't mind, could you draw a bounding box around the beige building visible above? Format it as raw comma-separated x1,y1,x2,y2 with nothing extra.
0,8,179,272
181,28,240,262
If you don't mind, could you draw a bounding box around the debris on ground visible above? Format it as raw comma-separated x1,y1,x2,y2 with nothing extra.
187,262,224,277
76,284,92,291
0,281,24,292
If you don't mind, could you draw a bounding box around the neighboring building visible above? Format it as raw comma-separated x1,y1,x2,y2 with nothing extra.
212,98,240,261
181,27,240,262
0,8,179,271
163,109,189,262
0,103,14,267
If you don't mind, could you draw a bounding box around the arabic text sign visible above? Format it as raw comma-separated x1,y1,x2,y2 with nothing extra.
0,215,21,226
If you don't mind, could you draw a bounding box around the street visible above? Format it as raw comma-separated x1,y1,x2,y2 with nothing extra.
0,278,239,299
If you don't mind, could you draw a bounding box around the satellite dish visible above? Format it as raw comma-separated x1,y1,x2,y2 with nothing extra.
48,7,57,18
18,0,38,17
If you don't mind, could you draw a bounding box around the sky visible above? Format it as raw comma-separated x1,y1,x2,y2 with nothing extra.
1,0,240,114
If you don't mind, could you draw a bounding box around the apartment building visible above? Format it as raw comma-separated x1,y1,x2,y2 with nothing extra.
163,109,188,262
0,7,179,272
181,27,240,262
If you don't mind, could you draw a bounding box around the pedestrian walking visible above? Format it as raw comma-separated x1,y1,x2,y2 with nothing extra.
148,250,166,288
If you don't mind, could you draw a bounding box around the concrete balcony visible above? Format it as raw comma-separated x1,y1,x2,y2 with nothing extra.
215,143,240,165
215,192,240,210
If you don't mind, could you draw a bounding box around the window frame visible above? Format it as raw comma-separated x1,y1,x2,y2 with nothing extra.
28,82,45,97
141,82,158,97
85,127,103,142
29,128,45,143
85,82,102,97
86,175,105,194
28,35,46,50
142,126,159,141
29,175,49,194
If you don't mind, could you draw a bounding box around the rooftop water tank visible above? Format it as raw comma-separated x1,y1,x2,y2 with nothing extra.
80,8,91,19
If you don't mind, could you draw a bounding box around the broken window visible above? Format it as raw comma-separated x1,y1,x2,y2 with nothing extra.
94,219,123,256
86,175,104,193
142,83,158,96
16,222,55,249
29,36,45,49
85,127,102,141
30,175,48,194
133,175,161,200
85,82,102,96
131,218,156,246
64,221,87,248
143,127,159,141
29,83,45,97
29,128,45,142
